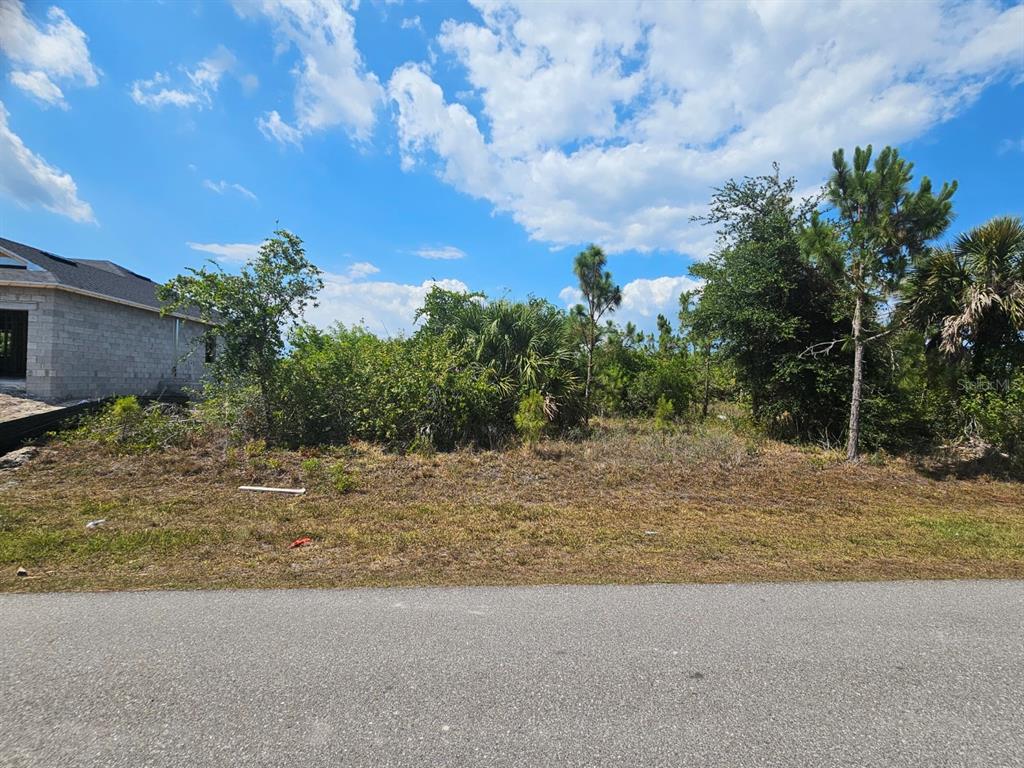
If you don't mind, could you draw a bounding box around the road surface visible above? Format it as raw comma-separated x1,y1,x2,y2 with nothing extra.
2,581,1023,767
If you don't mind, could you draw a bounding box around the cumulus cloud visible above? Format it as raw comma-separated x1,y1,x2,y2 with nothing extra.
390,0,1024,256
0,1,99,108
179,245,447,334
186,241,263,264
558,285,582,306
345,261,380,278
620,275,701,320
130,45,247,110
308,274,469,336
559,274,702,330
413,245,467,260
202,179,258,201
0,101,95,222
238,0,384,145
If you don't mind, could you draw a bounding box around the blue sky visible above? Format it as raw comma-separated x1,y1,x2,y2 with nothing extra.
1,0,1021,334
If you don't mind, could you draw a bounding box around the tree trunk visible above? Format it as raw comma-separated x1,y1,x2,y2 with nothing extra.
583,336,594,425
846,292,864,462
701,347,711,420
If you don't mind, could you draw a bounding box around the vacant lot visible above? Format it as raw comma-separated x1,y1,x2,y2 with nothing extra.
2,420,1022,592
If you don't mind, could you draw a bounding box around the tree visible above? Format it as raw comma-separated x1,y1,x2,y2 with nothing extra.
655,314,676,353
157,229,323,434
806,146,956,460
572,244,622,421
905,216,1024,378
689,164,847,438
677,289,714,420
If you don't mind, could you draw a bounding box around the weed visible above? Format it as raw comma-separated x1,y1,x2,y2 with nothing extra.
328,463,358,494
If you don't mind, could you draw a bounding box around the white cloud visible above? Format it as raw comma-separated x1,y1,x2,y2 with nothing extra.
238,0,384,145
8,70,67,109
620,275,701,320
130,45,246,110
558,274,701,329
239,73,260,95
400,16,422,31
187,46,237,91
308,275,469,336
345,261,380,279
130,72,201,109
413,245,466,260
257,109,303,146
203,179,258,201
187,241,263,264
558,285,582,306
0,1,99,107
390,0,1024,257
0,100,94,223
998,137,1024,155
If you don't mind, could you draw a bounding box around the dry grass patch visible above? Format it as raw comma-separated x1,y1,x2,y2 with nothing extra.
1,419,1022,592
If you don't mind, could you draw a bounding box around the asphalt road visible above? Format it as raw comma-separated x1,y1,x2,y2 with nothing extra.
2,581,1023,767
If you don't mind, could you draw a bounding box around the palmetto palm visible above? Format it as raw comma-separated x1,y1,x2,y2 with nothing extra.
416,287,582,420
906,216,1024,373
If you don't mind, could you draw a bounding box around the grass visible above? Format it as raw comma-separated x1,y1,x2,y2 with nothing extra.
1,418,1022,592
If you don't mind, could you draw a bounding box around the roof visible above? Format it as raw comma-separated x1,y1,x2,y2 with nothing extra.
0,237,203,320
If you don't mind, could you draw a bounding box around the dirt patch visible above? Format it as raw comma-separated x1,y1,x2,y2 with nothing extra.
0,393,61,422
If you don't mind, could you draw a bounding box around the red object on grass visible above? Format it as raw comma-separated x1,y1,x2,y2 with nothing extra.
288,536,313,549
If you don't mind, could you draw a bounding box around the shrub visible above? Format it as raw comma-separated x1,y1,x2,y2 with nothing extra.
653,395,675,431
328,463,357,493
515,390,547,446
274,325,499,452
70,396,196,453
961,375,1024,465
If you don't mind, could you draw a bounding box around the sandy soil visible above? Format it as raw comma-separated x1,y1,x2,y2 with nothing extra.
0,393,63,422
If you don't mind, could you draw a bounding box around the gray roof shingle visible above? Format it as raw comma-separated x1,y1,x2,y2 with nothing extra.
0,237,201,319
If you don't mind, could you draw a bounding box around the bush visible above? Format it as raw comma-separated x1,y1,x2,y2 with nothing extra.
70,396,196,453
595,343,694,419
653,395,675,431
515,390,547,446
328,463,358,493
961,375,1024,464
274,325,499,452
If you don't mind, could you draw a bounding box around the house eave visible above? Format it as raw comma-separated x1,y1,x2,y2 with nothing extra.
0,280,216,325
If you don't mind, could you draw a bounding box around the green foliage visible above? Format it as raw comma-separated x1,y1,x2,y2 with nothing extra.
806,144,957,459
158,229,323,437
653,395,675,431
274,324,497,452
572,244,622,418
416,288,585,429
689,164,849,439
515,390,547,445
593,323,694,418
960,375,1024,464
122,183,1015,468
328,463,358,493
70,396,196,453
905,216,1024,379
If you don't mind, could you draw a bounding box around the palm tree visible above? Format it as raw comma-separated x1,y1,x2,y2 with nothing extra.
415,287,582,423
905,216,1024,376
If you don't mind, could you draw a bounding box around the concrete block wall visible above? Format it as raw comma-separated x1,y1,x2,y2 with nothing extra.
2,288,209,400
1,288,56,397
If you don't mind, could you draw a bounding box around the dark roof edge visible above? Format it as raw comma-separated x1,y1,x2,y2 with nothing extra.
0,279,217,325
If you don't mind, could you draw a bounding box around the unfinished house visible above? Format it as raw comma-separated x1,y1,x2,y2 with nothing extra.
0,237,212,401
